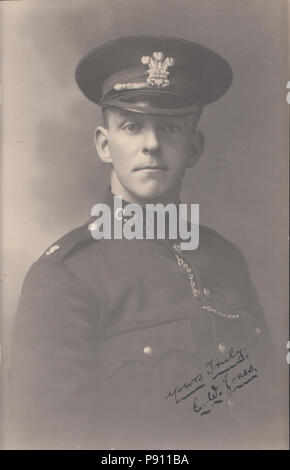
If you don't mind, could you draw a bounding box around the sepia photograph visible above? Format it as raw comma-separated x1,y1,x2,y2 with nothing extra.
0,0,289,450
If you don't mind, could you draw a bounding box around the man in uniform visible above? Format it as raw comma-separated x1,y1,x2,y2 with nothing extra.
10,36,281,449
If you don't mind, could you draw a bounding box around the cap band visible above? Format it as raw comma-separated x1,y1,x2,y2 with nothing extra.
101,97,202,116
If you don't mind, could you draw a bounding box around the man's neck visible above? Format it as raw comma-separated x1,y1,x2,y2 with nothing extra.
110,184,180,207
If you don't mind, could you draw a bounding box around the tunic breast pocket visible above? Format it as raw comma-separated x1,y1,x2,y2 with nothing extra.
98,317,200,383
200,281,261,349
96,318,203,447
97,317,202,435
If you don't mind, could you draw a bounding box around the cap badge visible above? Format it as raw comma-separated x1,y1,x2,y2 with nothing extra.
141,51,175,88
113,51,175,92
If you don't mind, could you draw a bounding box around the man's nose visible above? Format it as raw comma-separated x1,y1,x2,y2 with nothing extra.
142,125,160,153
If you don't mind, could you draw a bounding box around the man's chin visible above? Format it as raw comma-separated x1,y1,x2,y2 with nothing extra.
127,186,177,205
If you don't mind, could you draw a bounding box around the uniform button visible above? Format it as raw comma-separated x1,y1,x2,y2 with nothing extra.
227,400,234,407
115,208,124,221
173,242,181,252
88,221,98,231
218,342,226,354
143,345,153,357
45,244,60,256
255,327,262,335
203,287,211,298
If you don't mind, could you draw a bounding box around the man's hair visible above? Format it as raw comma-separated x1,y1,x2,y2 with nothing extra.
102,106,118,129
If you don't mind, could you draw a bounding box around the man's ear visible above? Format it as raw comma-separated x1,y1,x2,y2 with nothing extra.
186,130,204,168
94,126,111,163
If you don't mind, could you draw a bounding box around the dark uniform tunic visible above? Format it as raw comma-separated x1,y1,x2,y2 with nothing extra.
10,189,280,449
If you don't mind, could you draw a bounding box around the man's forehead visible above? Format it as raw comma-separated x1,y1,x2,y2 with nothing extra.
104,105,199,124
105,108,199,129
109,107,184,119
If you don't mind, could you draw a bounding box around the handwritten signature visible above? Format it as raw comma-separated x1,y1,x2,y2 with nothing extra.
165,346,258,417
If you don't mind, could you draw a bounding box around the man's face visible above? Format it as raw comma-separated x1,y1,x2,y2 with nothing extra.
97,106,203,204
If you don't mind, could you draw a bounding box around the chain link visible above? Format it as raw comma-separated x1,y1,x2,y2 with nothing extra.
174,253,239,320
175,254,200,297
202,305,239,320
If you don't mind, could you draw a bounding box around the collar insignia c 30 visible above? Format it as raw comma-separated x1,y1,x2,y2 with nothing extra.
141,51,175,88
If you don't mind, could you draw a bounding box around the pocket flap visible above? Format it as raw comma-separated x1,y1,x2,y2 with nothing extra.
99,317,198,376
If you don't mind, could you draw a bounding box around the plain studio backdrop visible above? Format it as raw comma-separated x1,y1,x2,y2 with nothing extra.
0,0,289,448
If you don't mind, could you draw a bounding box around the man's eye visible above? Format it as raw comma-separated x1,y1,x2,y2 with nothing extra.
122,122,138,132
162,124,181,133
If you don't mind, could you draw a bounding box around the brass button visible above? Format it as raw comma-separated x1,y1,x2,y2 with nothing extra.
218,342,226,354
115,208,124,221
203,287,211,299
143,345,153,357
88,221,98,232
173,242,181,252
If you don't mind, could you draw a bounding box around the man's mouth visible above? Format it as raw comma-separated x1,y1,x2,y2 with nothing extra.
134,165,168,172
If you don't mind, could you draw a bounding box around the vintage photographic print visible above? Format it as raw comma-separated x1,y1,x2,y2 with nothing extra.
0,0,289,450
